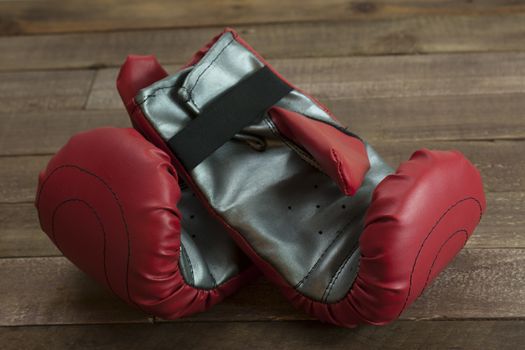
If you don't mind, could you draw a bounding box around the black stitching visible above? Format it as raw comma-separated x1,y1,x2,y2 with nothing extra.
294,219,356,289
37,165,137,306
51,198,116,297
39,164,226,293
187,37,235,109
397,196,483,316
420,229,468,297
37,164,146,311
180,244,195,286
322,245,359,302
207,262,218,288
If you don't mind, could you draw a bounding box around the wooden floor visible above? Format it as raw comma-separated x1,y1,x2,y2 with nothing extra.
1,1,524,349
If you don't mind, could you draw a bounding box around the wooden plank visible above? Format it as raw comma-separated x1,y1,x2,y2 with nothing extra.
1,249,523,326
0,257,150,326
1,94,523,157
0,155,49,204
1,192,522,259
86,52,525,110
333,93,525,142
0,203,59,257
0,257,295,326
2,14,525,71
270,54,525,100
472,192,525,249
0,110,130,156
2,321,525,350
1,0,524,35
3,52,523,114
0,70,94,113
1,141,522,204
404,249,525,320
371,141,525,194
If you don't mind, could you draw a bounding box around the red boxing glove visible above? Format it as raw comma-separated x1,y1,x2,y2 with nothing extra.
35,127,257,319
117,29,486,327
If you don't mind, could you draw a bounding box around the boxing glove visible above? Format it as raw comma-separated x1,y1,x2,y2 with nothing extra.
117,29,486,327
35,127,258,319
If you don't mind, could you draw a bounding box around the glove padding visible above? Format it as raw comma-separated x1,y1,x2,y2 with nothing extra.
117,29,486,327
35,127,257,319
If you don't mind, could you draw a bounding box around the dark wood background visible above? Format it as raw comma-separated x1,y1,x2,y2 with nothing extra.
0,1,524,349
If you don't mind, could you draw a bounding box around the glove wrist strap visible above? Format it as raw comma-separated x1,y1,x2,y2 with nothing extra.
168,66,292,170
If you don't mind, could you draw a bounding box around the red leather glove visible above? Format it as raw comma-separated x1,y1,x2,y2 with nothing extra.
117,29,486,327
35,127,257,319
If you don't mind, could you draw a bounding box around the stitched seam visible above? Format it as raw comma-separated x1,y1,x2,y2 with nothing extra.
209,272,217,287
321,244,358,302
294,219,356,289
130,84,179,118
331,149,350,194
180,244,195,286
328,259,361,305
420,229,468,296
187,37,235,109
128,68,193,118
264,117,323,171
129,38,235,120
51,198,116,297
131,97,253,292
397,196,483,316
204,258,218,288
36,164,150,312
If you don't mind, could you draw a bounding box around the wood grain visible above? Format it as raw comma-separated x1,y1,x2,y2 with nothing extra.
0,155,49,204
0,203,60,257
0,69,94,113
1,191,522,259
1,0,524,35
333,93,525,142
0,257,150,326
86,51,525,110
372,141,525,193
2,321,525,350
0,140,521,204
2,52,522,121
1,93,523,157
1,249,523,326
403,249,525,320
2,14,525,71
0,0,523,345
0,110,129,156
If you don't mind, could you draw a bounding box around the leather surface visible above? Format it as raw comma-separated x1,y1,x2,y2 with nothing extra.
35,127,257,319
133,34,383,303
116,53,257,289
121,29,486,326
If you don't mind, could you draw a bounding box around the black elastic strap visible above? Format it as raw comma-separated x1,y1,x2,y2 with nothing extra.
168,66,292,170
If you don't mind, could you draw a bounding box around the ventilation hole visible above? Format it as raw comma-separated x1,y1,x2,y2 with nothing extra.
192,193,196,197
314,184,318,189
318,230,323,235
316,204,321,209
190,214,195,219
288,206,292,210
341,204,346,209
191,234,196,238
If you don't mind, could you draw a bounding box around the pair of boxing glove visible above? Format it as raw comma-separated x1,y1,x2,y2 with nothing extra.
36,29,486,327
